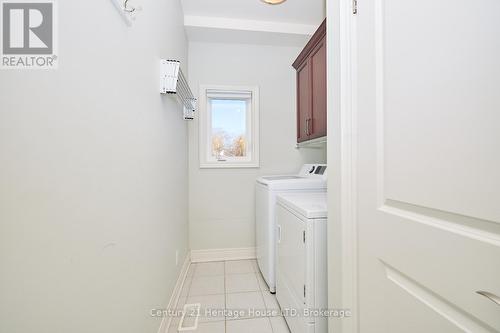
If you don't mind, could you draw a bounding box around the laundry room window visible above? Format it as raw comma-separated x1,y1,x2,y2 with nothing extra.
199,85,260,168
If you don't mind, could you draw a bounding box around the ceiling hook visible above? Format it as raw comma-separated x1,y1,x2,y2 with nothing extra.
123,0,135,13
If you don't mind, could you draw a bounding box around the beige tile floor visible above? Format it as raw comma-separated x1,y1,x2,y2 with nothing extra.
168,260,291,333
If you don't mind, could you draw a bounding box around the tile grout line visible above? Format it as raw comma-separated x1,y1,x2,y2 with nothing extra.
186,263,194,331
257,269,275,332
224,260,227,333
187,263,194,298
268,316,275,333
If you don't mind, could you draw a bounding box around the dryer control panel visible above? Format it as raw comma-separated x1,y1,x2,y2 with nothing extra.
298,164,328,179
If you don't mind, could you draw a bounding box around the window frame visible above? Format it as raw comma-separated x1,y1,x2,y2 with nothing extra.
198,85,260,169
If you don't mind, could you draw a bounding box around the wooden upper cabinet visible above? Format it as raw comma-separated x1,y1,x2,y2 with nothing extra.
293,19,327,143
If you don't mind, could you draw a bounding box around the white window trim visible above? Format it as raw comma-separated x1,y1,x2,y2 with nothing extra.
198,84,260,169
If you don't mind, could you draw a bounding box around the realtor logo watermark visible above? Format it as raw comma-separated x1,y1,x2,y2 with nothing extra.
1,0,57,69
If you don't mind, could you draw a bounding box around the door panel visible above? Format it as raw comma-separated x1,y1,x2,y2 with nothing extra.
297,60,311,142
310,38,327,139
356,0,500,332
381,0,500,222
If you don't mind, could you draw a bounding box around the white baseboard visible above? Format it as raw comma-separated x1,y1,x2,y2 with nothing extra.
190,247,256,263
157,252,191,333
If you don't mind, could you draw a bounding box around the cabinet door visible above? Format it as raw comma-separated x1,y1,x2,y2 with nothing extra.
309,37,327,139
296,59,311,143
277,205,306,305
276,205,308,333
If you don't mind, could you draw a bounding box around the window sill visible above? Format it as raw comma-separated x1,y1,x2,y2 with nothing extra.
199,162,260,169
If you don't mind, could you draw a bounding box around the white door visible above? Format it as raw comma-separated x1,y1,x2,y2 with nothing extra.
353,0,500,332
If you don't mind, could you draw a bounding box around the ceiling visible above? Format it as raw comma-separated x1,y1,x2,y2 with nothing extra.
181,0,325,26
181,0,325,46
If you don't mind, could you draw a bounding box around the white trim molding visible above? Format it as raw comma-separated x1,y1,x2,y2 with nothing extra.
327,0,359,332
190,247,256,263
157,253,191,333
184,15,316,36
183,16,314,47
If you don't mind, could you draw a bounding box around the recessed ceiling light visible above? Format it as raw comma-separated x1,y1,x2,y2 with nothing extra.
261,0,287,5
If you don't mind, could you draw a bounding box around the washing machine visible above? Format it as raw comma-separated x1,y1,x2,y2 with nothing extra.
255,164,327,293
275,192,328,333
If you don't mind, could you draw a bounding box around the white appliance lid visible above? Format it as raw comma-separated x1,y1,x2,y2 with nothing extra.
277,192,328,219
256,164,327,190
256,176,327,190
261,175,303,181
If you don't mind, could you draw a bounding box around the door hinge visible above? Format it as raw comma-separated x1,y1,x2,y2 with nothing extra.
353,0,358,14
303,230,306,243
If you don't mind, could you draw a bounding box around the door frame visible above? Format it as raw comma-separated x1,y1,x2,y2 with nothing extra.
326,0,358,332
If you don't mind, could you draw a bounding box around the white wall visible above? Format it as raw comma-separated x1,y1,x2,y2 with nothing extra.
0,1,188,333
188,41,326,250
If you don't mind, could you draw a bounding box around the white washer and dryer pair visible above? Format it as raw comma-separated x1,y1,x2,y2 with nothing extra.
255,164,327,293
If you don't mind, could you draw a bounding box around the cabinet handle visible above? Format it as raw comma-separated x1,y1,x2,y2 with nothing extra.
277,225,282,243
308,118,312,135
476,291,500,306
305,118,312,136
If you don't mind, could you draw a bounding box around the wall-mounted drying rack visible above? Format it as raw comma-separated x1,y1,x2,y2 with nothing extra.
160,59,197,120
